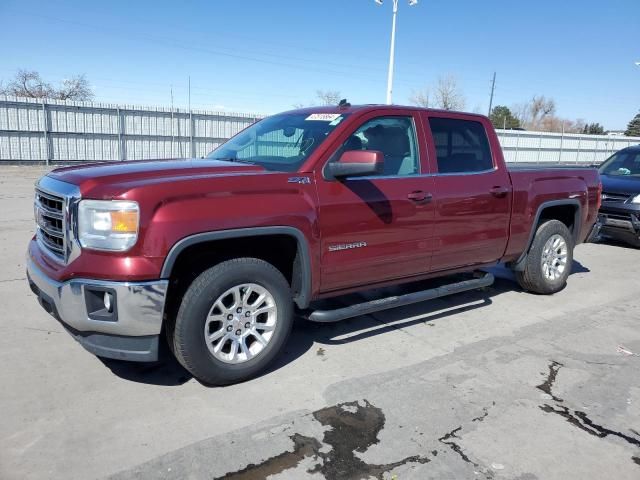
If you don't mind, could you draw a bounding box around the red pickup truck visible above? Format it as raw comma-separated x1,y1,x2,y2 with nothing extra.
27,105,601,385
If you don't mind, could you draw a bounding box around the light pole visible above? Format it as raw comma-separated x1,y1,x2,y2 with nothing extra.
375,0,418,105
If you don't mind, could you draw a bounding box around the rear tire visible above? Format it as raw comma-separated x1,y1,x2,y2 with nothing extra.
516,220,574,295
170,258,293,386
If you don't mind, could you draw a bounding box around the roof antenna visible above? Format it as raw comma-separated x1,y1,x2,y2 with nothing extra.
338,99,351,108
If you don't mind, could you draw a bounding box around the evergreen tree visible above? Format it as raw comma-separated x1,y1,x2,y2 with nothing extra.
625,112,640,137
489,106,521,129
583,123,605,135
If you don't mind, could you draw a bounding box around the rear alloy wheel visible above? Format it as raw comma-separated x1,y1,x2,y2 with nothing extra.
171,258,293,385
516,219,574,295
540,234,568,282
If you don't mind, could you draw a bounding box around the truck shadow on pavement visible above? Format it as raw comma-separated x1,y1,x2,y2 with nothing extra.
99,344,193,386
99,260,589,387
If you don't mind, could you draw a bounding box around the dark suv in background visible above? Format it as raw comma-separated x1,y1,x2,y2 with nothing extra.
597,145,640,247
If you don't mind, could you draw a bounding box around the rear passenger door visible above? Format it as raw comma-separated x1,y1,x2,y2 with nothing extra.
423,113,512,271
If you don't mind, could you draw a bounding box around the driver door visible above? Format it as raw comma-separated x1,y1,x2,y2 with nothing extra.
315,110,436,293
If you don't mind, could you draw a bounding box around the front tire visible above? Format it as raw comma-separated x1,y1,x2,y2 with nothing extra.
516,220,574,295
170,258,293,386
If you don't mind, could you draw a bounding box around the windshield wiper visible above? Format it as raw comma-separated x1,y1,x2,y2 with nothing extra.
210,157,255,165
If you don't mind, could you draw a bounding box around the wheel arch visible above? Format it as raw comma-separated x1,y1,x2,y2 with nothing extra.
161,226,312,309
511,199,581,271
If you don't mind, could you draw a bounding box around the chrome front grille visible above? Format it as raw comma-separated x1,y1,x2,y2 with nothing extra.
601,192,631,203
35,189,67,261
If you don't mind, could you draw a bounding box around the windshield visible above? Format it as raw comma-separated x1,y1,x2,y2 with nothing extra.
206,112,349,172
599,149,640,177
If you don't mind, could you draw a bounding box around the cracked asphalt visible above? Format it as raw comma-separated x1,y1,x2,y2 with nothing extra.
1,166,639,480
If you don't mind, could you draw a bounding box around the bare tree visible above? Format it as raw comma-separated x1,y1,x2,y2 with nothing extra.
2,70,53,98
56,75,94,101
529,95,556,129
433,75,465,111
511,102,530,127
511,96,557,130
409,88,430,108
315,90,341,106
1,70,93,101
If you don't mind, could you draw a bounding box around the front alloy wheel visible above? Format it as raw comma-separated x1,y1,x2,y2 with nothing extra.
170,258,293,385
205,283,277,364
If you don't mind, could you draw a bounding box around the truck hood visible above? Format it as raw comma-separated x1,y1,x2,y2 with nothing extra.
47,158,267,196
600,174,640,195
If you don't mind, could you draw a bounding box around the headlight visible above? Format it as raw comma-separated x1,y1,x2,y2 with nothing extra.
632,194,640,204
78,200,139,251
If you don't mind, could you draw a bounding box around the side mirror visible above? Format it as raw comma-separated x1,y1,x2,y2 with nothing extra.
326,150,384,179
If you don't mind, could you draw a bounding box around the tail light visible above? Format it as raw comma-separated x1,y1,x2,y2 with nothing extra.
596,181,603,211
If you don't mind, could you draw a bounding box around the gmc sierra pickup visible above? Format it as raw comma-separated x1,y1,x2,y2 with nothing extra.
27,105,601,385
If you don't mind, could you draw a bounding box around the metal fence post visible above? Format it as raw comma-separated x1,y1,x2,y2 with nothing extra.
189,111,194,158
170,107,175,158
558,124,564,163
116,107,124,161
41,100,50,165
515,132,520,163
536,134,542,164
575,136,581,164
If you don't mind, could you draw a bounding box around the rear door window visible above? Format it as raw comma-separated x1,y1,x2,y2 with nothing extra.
429,118,494,174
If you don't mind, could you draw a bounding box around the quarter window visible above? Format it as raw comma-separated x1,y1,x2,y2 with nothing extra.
336,116,420,176
429,118,494,174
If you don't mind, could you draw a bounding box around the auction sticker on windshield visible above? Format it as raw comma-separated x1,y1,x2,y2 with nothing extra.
305,113,342,122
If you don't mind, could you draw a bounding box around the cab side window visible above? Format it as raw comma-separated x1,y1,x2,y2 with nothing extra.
429,118,494,174
338,116,420,176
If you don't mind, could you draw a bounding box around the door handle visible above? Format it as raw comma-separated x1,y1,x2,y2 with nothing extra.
489,186,509,198
407,191,433,203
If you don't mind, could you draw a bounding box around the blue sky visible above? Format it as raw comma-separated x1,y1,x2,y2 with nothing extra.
1,0,638,129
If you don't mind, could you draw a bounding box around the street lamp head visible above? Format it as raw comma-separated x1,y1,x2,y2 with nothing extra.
374,0,418,5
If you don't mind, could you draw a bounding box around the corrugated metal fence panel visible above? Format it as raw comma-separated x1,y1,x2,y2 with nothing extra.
0,96,263,162
496,130,640,164
2,96,639,163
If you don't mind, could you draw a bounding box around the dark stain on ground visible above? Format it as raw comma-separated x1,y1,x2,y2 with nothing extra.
539,404,640,448
537,360,640,468
219,434,321,480
317,347,326,357
216,400,430,480
472,407,489,423
438,426,478,467
536,360,564,402
632,456,640,467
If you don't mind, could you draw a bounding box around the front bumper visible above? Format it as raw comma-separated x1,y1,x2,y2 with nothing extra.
596,207,640,246
27,258,169,362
